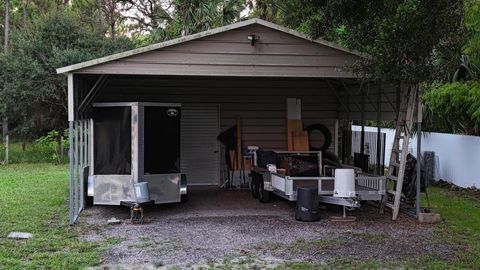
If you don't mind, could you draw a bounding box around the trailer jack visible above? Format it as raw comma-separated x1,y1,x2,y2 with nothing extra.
121,201,154,224
131,203,144,224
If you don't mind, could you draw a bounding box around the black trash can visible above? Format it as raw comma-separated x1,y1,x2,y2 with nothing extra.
295,187,321,222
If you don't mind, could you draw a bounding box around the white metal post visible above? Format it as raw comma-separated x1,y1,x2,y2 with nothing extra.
74,121,79,219
67,74,74,122
89,119,94,176
79,121,84,211
131,104,139,182
416,87,423,217
69,121,74,224
376,84,382,175
334,120,339,156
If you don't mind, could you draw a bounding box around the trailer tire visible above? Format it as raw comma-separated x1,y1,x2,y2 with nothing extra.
251,173,260,199
84,168,93,207
181,194,188,203
305,124,332,151
258,181,271,203
251,180,260,199
86,196,94,207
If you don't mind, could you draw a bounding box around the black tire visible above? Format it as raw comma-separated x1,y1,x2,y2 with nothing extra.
305,124,332,151
181,194,188,203
323,151,341,165
84,167,94,207
258,181,271,203
251,173,260,199
323,158,342,168
86,196,94,207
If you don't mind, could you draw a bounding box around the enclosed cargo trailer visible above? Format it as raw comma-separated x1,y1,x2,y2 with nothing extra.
87,102,187,207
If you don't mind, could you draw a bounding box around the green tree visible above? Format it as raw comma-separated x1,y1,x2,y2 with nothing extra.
250,0,464,84
0,10,133,141
423,81,480,135
464,0,480,69
421,1,480,135
123,0,246,44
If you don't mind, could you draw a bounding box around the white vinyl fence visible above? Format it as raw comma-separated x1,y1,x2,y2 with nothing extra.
352,125,480,188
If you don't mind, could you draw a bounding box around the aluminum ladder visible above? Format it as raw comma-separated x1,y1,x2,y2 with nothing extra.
381,86,417,220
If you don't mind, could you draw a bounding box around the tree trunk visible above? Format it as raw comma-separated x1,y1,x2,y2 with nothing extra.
98,0,105,34
56,135,62,164
111,21,116,38
3,0,10,164
2,118,8,164
60,135,64,164
22,0,30,27
4,0,9,49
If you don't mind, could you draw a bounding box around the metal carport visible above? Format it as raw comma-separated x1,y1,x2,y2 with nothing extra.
57,18,406,224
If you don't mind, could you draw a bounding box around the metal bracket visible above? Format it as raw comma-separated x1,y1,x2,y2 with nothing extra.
319,196,361,208
78,75,109,113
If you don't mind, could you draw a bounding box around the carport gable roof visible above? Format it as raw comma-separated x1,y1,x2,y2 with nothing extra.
56,18,368,77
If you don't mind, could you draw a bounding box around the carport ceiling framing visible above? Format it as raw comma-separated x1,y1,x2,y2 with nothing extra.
325,78,396,115
77,74,109,116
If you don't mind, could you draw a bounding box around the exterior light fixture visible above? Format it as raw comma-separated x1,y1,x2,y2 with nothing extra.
247,34,260,46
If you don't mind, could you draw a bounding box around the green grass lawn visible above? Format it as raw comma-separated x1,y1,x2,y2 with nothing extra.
0,142,65,164
251,186,480,270
421,186,480,269
0,163,101,270
0,163,479,270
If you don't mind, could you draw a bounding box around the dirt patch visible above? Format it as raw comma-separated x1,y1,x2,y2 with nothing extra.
81,187,453,269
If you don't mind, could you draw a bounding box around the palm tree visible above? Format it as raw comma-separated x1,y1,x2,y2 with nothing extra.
174,0,245,36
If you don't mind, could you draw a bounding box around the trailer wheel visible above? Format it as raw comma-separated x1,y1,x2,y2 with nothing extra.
181,194,188,203
84,169,93,207
251,173,260,199
251,179,259,198
258,181,271,203
86,196,94,207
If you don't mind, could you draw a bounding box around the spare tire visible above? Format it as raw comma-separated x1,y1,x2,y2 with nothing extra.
305,124,332,151
323,151,341,165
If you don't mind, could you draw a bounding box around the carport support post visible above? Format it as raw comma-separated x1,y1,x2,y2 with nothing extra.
69,121,74,224
360,84,365,155
68,73,75,225
376,84,382,175
416,86,422,217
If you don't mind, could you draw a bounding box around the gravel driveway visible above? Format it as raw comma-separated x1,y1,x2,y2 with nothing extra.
81,187,452,269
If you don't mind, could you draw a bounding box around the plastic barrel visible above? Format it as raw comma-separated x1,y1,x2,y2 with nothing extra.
295,187,321,222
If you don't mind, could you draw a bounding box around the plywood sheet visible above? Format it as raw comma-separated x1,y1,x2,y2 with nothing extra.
287,119,303,150
292,131,309,151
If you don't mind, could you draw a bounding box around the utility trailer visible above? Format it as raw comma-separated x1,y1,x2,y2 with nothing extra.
86,102,187,219
250,151,386,208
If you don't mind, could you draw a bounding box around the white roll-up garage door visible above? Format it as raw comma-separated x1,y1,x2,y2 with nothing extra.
181,104,220,185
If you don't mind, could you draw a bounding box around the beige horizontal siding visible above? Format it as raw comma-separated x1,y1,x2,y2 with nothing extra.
95,76,339,151
76,24,360,78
